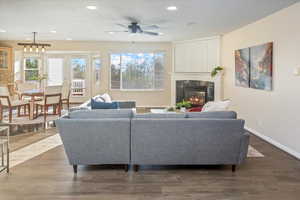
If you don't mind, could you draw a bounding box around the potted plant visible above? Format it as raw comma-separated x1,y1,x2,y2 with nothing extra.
176,100,192,112
211,66,224,78
166,107,176,112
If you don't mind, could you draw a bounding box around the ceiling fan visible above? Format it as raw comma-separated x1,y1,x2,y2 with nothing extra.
107,20,161,36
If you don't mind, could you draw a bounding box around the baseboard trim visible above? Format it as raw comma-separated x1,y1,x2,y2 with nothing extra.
245,126,300,160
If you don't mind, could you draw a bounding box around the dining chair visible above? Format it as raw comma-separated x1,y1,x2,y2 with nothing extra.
17,82,39,100
61,82,71,111
35,86,62,125
0,86,30,123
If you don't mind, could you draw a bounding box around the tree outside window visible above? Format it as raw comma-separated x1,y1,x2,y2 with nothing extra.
24,58,39,81
110,53,164,90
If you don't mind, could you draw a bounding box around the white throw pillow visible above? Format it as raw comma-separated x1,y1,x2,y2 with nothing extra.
202,100,231,112
100,93,112,103
93,95,105,102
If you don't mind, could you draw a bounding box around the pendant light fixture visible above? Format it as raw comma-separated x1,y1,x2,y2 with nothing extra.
18,32,51,53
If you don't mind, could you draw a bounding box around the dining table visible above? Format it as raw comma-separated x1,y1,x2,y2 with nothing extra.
21,89,44,120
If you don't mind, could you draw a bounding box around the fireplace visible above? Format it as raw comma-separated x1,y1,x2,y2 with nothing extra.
176,80,214,106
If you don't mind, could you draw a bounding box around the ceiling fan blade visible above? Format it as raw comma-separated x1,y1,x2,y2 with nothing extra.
143,31,159,36
105,30,128,32
142,25,160,30
124,16,140,23
116,23,128,29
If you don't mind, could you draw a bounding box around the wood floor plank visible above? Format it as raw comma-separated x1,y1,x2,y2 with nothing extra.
0,133,300,200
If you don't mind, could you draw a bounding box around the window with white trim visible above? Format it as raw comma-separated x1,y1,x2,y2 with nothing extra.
71,57,87,96
24,57,39,82
110,53,164,90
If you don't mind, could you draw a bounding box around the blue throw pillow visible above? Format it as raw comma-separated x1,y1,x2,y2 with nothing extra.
91,98,119,109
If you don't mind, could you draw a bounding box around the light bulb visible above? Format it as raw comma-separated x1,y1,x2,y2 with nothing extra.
23,46,27,52
29,46,32,52
36,47,39,53
42,47,45,53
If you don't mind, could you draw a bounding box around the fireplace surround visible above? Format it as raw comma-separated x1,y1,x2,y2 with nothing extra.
176,80,214,106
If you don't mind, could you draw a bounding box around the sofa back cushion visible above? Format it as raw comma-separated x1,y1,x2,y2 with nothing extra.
186,111,237,119
131,118,245,165
69,109,133,119
134,113,186,118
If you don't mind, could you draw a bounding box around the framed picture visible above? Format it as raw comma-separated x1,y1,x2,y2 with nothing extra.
235,48,250,87
250,42,273,91
0,47,12,86
0,49,8,69
235,42,273,91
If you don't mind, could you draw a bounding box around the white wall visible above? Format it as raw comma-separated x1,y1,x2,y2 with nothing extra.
0,40,172,107
221,3,300,158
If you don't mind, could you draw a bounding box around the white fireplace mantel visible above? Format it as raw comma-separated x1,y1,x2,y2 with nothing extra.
171,36,222,106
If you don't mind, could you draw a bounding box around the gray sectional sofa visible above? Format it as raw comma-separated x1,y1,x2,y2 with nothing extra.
56,110,249,173
56,109,133,173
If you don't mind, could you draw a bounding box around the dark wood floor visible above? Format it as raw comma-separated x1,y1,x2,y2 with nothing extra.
0,134,300,200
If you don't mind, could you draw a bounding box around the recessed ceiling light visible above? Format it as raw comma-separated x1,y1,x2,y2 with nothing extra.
108,31,115,35
50,30,57,33
66,38,72,40
158,32,164,35
166,6,177,11
86,5,97,10
0,29,6,33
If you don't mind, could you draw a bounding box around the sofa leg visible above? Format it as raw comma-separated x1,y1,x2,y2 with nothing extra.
232,165,236,172
133,165,139,172
73,165,78,174
124,164,129,172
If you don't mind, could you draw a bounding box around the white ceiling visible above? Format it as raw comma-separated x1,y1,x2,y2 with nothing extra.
0,0,299,42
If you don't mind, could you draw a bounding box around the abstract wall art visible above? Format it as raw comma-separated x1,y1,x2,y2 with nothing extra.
235,48,250,87
235,42,273,91
249,42,273,91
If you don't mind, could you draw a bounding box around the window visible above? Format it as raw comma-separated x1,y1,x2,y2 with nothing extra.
93,58,101,84
110,53,164,90
24,58,39,81
71,58,87,96
47,58,63,86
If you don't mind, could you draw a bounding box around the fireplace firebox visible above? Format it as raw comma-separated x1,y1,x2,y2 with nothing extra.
176,80,214,106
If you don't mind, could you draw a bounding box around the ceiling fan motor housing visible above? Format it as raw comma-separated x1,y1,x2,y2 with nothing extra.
129,22,142,33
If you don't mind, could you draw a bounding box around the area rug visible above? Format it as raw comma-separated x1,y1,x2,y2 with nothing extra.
6,134,264,170
10,128,57,152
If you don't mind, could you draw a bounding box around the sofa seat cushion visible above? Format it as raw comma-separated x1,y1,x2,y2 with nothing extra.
134,113,186,118
186,111,237,119
69,109,134,119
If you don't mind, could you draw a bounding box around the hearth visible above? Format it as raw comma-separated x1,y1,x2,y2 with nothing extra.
176,80,214,106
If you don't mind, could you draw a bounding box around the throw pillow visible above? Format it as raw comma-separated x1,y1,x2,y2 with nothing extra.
101,93,112,103
91,98,119,109
202,100,231,112
94,95,105,102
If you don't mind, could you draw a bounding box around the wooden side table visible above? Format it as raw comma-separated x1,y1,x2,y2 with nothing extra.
0,126,9,173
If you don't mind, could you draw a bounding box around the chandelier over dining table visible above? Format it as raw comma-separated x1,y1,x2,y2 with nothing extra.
18,32,51,53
